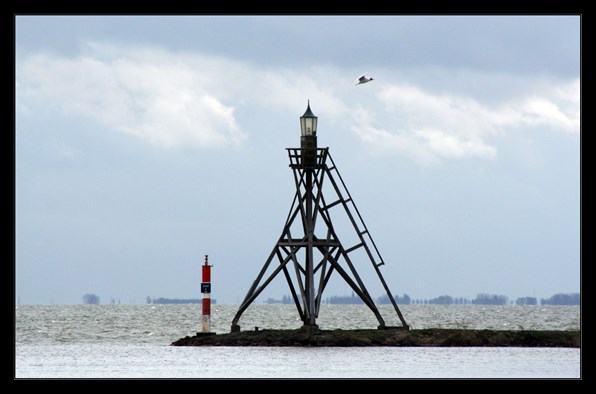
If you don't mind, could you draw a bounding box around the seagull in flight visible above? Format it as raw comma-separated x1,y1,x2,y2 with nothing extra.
354,74,374,86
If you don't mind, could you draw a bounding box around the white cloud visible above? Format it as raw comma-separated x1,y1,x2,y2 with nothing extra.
17,42,579,162
417,129,497,159
517,79,580,133
18,47,246,149
359,124,439,165
357,78,579,163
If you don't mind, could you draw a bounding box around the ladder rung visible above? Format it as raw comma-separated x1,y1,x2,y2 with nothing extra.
376,261,385,267
359,230,368,236
345,243,364,254
322,199,343,211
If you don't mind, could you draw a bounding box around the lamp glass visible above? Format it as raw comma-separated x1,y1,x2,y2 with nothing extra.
300,103,318,136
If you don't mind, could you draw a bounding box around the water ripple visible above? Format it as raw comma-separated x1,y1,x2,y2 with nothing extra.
15,304,579,346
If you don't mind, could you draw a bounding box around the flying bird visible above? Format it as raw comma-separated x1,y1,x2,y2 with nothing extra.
354,74,374,86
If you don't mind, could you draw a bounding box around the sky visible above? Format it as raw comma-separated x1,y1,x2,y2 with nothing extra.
15,15,580,306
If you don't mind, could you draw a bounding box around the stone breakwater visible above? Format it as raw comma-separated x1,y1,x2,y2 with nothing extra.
172,328,580,347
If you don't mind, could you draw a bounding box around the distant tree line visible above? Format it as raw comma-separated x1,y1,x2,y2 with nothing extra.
471,293,509,305
82,293,100,304
378,294,474,305
265,295,293,304
377,294,412,305
337,292,578,306
264,292,579,306
409,296,473,305
85,292,579,306
540,293,579,305
146,297,217,304
327,293,364,305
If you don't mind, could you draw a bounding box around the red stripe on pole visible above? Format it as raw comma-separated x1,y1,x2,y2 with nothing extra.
202,265,211,282
202,298,211,316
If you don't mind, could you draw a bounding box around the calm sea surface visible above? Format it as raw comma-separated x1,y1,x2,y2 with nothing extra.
15,304,581,379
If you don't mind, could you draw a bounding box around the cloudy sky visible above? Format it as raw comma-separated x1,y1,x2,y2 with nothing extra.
15,15,580,306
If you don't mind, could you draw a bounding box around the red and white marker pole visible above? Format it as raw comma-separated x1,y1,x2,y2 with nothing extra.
201,255,212,333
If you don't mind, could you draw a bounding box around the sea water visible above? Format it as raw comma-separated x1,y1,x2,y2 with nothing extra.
15,304,581,378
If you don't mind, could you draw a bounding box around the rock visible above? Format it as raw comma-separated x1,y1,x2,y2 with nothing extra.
171,328,580,348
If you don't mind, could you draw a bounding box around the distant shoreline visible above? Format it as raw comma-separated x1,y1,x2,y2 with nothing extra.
172,328,580,348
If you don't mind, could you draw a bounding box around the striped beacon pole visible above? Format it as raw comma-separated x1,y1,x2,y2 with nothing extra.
201,255,212,333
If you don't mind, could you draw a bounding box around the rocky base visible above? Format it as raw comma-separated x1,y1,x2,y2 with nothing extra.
172,328,580,348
